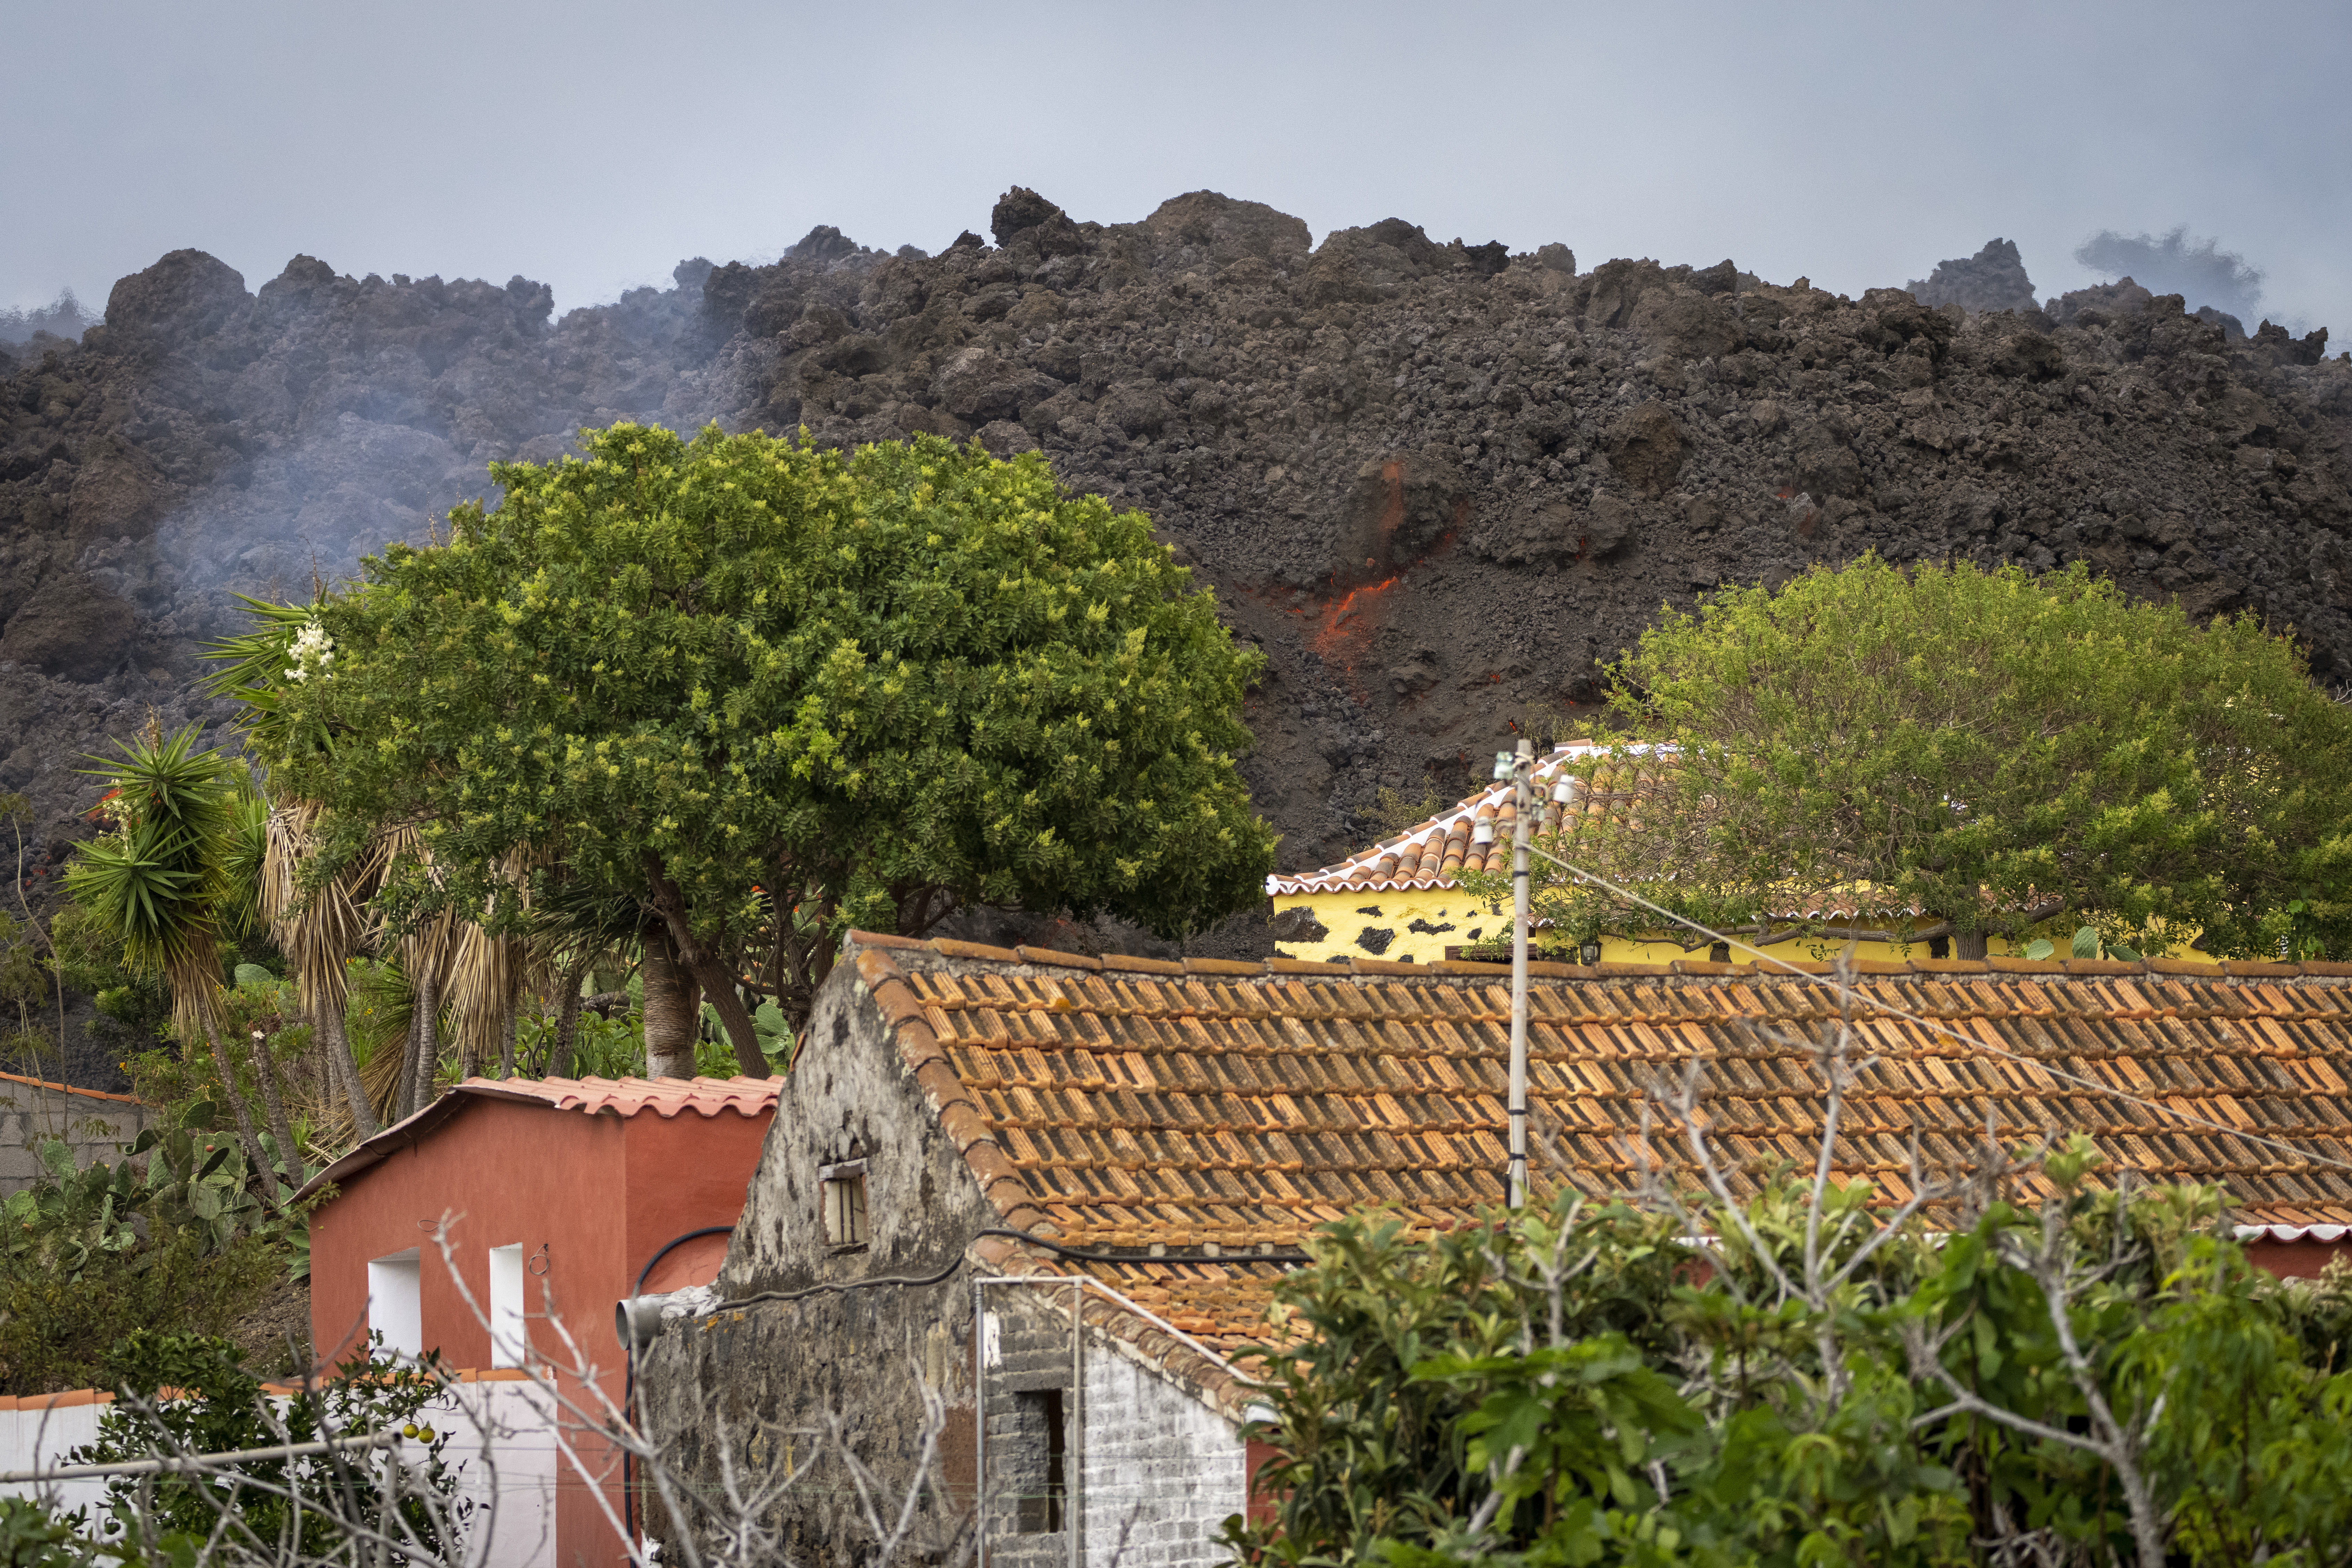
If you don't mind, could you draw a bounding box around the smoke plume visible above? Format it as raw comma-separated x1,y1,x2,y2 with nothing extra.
0,287,101,346
2074,226,2266,332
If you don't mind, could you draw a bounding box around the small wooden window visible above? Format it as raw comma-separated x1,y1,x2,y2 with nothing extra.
819,1157,869,1249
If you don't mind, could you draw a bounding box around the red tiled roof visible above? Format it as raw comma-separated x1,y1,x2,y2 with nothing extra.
455,1074,781,1119
294,1074,779,1202
1268,743,1596,895
0,1369,535,1413
0,1069,144,1106
843,932,2352,1409
1270,743,1979,925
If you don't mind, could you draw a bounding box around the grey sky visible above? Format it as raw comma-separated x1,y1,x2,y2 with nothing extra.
6,0,2348,337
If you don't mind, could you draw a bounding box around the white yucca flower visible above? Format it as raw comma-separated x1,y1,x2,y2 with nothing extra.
285,618,335,683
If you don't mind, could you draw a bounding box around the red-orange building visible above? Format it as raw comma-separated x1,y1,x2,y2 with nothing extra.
301,1074,777,1568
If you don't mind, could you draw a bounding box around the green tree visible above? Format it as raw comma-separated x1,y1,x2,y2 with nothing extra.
267,424,1275,1061
1527,555,2352,959
1227,1165,2352,1568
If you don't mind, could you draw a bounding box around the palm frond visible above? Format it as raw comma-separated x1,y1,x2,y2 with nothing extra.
65,725,238,1042
263,799,374,1012
446,848,535,1078
202,595,336,761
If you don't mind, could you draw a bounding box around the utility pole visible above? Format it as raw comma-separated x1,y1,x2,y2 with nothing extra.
1483,742,1579,1209
1487,740,1535,1208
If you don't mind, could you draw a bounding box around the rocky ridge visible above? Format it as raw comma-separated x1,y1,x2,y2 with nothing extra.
4,190,2350,1084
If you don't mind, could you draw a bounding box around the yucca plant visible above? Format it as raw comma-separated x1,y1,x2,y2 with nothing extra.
64,726,291,1202
210,603,548,1126
207,600,385,1141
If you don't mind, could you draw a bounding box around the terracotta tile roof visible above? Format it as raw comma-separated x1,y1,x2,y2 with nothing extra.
1268,743,1598,895
0,1070,144,1106
846,933,2352,1407
294,1074,779,1202
1269,743,1981,923
454,1074,781,1120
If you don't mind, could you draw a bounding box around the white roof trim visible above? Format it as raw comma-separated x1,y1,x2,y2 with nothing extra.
2236,1223,2352,1243
1271,741,1670,897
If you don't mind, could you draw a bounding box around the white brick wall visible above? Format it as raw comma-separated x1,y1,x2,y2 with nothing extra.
1080,1351,1245,1568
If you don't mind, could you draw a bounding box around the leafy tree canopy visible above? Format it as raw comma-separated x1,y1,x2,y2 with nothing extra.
268,424,1275,1048
1523,555,2352,958
1230,1156,2352,1568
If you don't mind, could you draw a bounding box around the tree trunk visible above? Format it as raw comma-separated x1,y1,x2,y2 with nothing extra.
640,851,769,1077
394,1006,419,1123
500,999,518,1080
410,972,440,1116
245,1028,303,1192
322,1001,377,1140
550,954,591,1080
206,1023,283,1202
685,953,766,1078
643,920,702,1079
1956,931,1990,961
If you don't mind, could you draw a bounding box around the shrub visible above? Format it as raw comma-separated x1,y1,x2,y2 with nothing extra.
72,1331,463,1561
0,1118,299,1395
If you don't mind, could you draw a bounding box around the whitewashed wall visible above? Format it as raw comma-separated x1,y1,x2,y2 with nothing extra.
1079,1349,1246,1568
0,1376,561,1568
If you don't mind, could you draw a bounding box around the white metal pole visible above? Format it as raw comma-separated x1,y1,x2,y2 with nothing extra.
1509,738,1532,1208
974,1278,988,1568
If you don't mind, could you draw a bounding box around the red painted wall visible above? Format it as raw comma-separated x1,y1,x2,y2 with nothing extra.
2244,1237,2350,1281
309,1096,771,1568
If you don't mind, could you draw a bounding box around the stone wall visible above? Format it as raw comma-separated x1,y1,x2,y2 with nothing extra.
638,957,996,1568
0,1072,152,1196
636,958,1253,1568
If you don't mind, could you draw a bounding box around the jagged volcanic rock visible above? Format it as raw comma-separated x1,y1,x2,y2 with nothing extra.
1908,238,2041,314
6,193,2352,1080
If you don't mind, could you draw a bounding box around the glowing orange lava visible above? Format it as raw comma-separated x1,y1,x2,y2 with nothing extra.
1309,574,1403,668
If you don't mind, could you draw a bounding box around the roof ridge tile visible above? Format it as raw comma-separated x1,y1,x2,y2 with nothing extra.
1103,953,1187,975
1015,945,1103,971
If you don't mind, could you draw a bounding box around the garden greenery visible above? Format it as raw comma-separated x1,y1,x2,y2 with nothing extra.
0,1109,294,1394
1510,555,2352,958
1227,1158,2352,1568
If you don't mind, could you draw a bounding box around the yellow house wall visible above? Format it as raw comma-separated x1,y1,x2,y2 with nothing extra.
1272,890,2028,966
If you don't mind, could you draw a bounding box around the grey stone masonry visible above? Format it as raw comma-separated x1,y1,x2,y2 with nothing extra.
981,1285,1081,1568
0,1073,153,1196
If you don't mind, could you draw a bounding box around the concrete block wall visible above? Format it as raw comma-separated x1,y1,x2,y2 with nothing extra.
1079,1349,1246,1568
0,1075,152,1197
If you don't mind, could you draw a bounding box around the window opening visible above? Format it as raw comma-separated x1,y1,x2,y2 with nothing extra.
819,1156,869,1249
367,1248,422,1358
489,1243,526,1367
1014,1389,1066,1533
